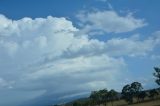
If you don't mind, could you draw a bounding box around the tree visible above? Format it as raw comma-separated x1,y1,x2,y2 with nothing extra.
73,101,79,106
137,91,147,102
90,91,99,105
131,82,143,93
99,89,108,106
108,89,118,106
131,82,143,102
90,89,108,106
122,82,143,104
153,67,160,86
122,84,133,104
149,89,159,100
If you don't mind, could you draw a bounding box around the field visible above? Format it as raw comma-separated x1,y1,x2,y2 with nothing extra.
61,90,160,106
103,98,160,106
128,99,160,106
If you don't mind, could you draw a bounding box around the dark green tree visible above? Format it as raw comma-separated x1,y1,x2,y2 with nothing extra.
149,89,159,100
122,82,143,104
90,89,108,106
153,67,160,85
131,82,143,102
73,101,80,106
122,84,133,103
90,91,99,105
99,89,108,106
131,82,143,93
137,91,147,102
108,89,118,106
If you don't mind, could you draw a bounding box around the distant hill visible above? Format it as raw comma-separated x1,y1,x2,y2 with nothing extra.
52,88,160,106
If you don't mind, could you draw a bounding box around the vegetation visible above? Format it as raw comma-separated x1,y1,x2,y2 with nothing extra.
153,67,160,86
53,66,160,106
122,82,143,103
148,89,159,100
89,89,118,106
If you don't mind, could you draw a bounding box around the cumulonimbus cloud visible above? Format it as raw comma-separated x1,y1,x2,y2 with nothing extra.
0,13,159,106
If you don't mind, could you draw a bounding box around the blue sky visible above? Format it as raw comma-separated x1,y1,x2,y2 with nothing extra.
0,0,160,106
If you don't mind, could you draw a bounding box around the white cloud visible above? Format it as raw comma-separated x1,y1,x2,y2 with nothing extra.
24,55,126,80
0,14,78,64
0,14,127,105
17,54,127,102
0,13,159,105
34,36,47,48
105,35,156,56
77,10,147,35
0,14,79,105
66,34,160,57
0,40,19,56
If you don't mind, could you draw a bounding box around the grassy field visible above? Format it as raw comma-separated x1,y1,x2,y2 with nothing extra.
127,99,160,106
103,98,160,106
63,94,160,106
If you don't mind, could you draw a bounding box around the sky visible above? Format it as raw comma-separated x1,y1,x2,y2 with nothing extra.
0,0,160,106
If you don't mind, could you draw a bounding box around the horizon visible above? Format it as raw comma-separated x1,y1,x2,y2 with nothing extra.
0,0,160,106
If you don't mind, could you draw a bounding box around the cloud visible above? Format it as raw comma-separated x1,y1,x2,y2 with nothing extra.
77,10,147,35
151,55,160,60
0,14,79,105
0,40,19,56
18,54,127,105
59,91,89,100
105,34,156,56
66,34,160,57
96,0,113,10
0,13,159,106
0,78,13,89
96,0,107,2
0,14,128,105
0,14,78,56
24,55,126,81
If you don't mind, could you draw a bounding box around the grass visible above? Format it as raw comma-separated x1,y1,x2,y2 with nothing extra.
62,93,160,106
103,97,160,106
127,99,160,106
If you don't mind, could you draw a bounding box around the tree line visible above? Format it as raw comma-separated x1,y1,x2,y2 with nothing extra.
54,66,160,106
